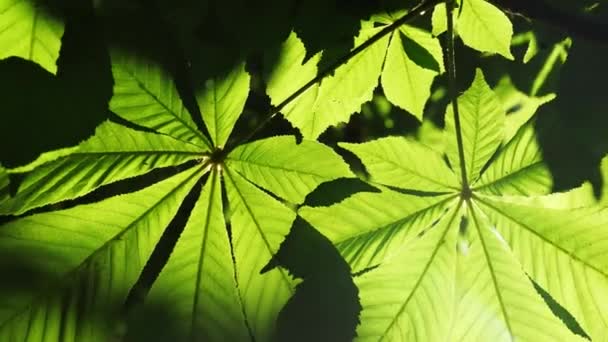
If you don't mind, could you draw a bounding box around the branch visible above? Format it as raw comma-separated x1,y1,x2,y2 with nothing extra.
445,0,470,192
226,0,442,151
492,0,608,43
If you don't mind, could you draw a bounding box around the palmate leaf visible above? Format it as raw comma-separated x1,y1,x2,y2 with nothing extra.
1,50,352,341
0,0,64,74
302,68,607,340
266,17,444,138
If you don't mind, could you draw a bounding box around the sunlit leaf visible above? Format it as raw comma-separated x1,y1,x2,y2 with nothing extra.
458,0,514,59
355,204,459,341
0,0,64,73
300,188,456,272
223,168,296,341
197,62,250,148
445,69,504,184
340,136,458,192
0,121,202,215
148,170,249,341
227,136,352,204
382,26,443,119
477,195,608,340
449,202,586,341
110,52,211,148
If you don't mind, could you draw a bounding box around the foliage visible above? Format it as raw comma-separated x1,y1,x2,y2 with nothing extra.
0,0,607,341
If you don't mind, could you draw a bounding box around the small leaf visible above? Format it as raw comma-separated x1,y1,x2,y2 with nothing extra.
0,121,202,215
0,0,64,73
266,24,389,139
110,51,211,148
340,137,458,192
445,69,504,184
227,136,352,204
381,26,443,119
300,188,456,272
493,76,555,143
474,122,552,196
458,0,514,59
355,204,459,341
223,168,296,341
149,170,249,341
197,62,250,148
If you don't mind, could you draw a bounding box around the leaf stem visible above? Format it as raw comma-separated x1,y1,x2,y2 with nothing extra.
226,0,442,152
444,0,470,193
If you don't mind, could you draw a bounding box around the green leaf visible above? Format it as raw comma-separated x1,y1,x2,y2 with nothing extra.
110,52,212,149
476,196,608,340
448,202,586,341
149,170,249,341
340,137,459,192
431,3,448,37
264,31,321,137
266,24,389,139
226,136,352,204
299,188,456,272
0,0,64,74
355,204,460,341
0,166,8,204
493,76,555,143
458,0,514,59
474,122,552,196
0,121,202,215
381,27,442,119
197,62,250,148
223,168,296,341
0,166,203,340
445,69,504,185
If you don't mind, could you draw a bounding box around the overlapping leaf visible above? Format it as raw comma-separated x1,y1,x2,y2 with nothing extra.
432,0,513,59
0,166,203,340
0,0,64,73
1,51,352,341
301,68,606,340
266,17,444,139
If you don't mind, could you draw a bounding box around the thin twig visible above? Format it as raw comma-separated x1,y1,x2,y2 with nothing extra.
445,0,470,194
226,0,442,152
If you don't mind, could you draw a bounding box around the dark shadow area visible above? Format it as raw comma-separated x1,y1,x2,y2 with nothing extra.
534,38,608,198
124,174,205,313
261,217,361,342
303,178,380,207
531,278,590,340
0,2,112,168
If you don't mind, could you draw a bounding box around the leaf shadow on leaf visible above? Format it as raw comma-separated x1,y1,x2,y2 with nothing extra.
0,2,112,168
123,173,205,313
303,178,380,208
0,249,130,340
261,217,361,342
530,278,591,340
401,31,441,72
